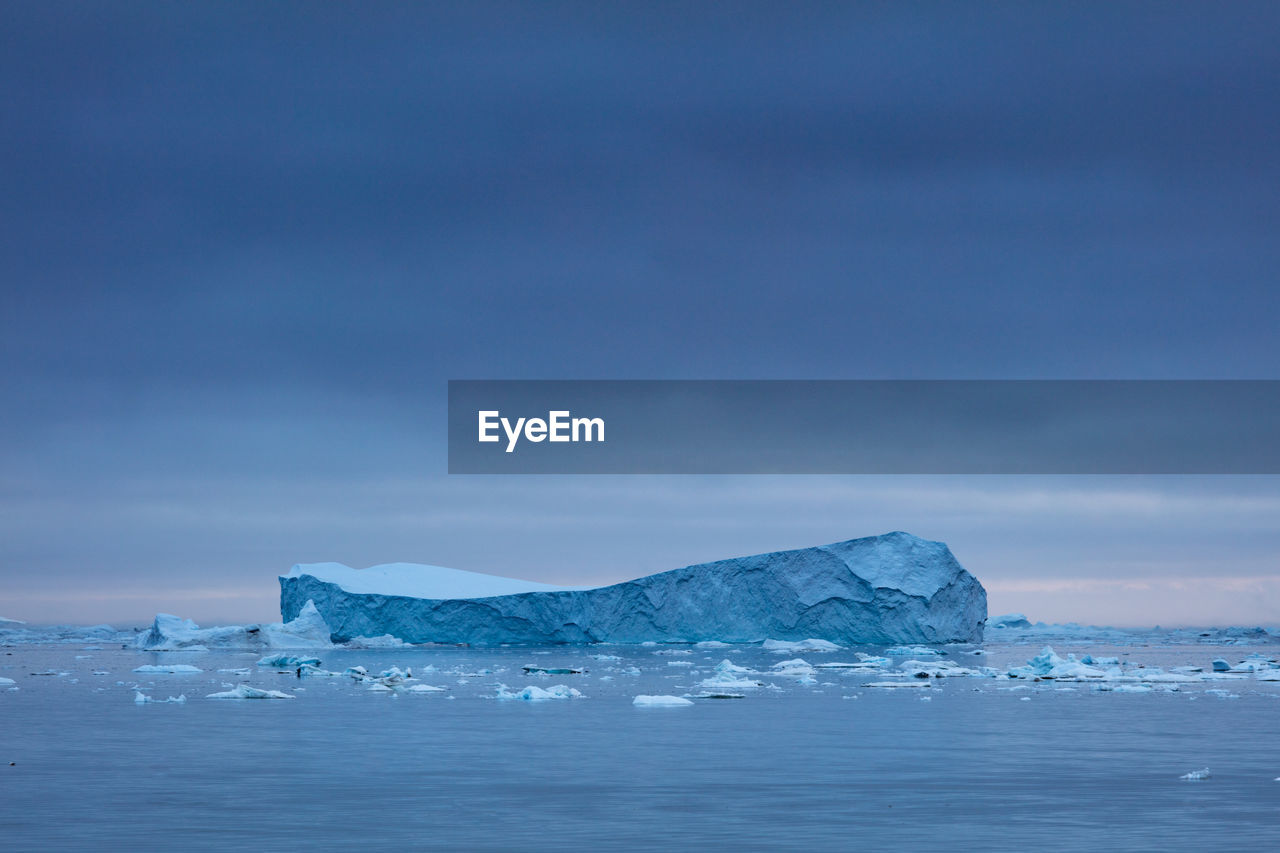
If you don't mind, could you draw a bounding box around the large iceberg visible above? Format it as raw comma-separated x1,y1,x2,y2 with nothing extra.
280,531,986,646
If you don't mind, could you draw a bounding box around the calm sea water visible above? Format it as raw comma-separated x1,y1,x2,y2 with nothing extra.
2,642,1278,851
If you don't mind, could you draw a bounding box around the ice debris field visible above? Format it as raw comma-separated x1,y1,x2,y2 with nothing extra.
5,614,1280,718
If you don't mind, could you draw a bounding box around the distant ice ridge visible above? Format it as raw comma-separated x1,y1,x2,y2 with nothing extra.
134,600,334,651
984,614,1276,646
280,531,987,646
0,623,127,646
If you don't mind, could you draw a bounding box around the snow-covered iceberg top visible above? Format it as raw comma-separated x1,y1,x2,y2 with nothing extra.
281,531,988,646
281,562,580,599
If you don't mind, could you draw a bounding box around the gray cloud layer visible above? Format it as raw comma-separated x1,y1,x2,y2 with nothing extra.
2,4,1277,625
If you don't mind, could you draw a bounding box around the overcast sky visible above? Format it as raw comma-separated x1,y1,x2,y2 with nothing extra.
3,3,1278,627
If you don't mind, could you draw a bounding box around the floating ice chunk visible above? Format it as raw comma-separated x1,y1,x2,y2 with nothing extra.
689,692,745,699
256,654,321,669
344,634,412,649
1180,768,1210,781
1139,671,1200,684
1109,684,1154,693
695,641,731,649
522,665,586,675
1256,671,1280,682
714,659,755,675
667,660,694,667
856,653,892,667
989,613,1031,629
590,654,621,661
0,677,15,685
136,600,333,651
134,691,186,704
633,695,693,706
1211,659,1232,672
1007,647,1106,681
762,639,841,653
699,676,763,690
206,685,294,700
132,664,203,674
864,681,932,688
884,646,945,657
899,660,987,678
495,684,583,701
404,684,448,693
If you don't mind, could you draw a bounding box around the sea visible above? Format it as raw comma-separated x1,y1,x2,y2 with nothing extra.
2,637,1278,851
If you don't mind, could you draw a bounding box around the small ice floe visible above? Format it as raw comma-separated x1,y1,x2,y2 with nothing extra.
1138,671,1200,684
699,676,762,690
403,684,448,693
856,653,891,667
132,664,203,674
217,668,252,676
666,660,694,667
1094,683,1153,694
1256,670,1280,682
134,691,186,704
1179,768,1211,781
633,695,693,706
344,634,411,649
652,649,692,656
695,640,731,649
521,665,586,675
884,646,945,657
762,638,841,653
0,677,15,686
206,685,294,700
590,654,621,661
495,684,583,701
863,681,932,689
688,692,744,699
256,654,321,669
1204,689,1239,699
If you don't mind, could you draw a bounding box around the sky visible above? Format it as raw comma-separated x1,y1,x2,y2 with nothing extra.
2,3,1278,627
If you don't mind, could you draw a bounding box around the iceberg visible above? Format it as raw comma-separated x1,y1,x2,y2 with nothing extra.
280,532,987,646
132,664,203,674
135,601,334,651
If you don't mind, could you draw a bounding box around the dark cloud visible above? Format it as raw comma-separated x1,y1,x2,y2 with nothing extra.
2,3,1277,623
